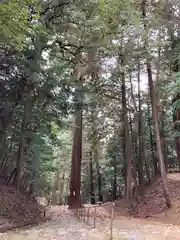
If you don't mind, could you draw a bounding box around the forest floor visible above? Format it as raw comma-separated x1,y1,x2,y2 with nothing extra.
1,173,180,239
103,173,180,223
132,173,180,221
0,206,180,239
0,184,45,231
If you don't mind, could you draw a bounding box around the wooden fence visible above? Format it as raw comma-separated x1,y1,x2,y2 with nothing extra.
73,202,115,240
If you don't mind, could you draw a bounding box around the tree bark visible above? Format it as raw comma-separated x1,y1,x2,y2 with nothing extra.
14,96,32,191
121,56,133,209
144,158,151,185
8,168,17,185
51,173,57,205
57,170,65,205
14,134,25,190
129,112,139,202
147,63,171,207
148,100,159,175
172,95,180,171
94,145,103,202
89,151,95,204
68,83,83,208
175,137,180,171
112,160,117,201
142,0,171,208
161,110,168,172
137,62,145,198
0,106,15,154
90,102,103,203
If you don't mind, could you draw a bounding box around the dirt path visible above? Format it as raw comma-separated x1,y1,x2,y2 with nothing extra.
92,217,180,240
1,206,180,239
0,211,90,240
1,214,180,240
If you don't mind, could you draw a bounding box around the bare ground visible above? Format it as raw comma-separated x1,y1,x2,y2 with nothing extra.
2,174,180,239
0,205,180,240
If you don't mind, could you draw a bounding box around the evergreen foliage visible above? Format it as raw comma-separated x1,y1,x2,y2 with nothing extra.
0,0,180,207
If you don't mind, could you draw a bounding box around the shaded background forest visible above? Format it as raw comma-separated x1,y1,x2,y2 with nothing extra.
1,0,180,210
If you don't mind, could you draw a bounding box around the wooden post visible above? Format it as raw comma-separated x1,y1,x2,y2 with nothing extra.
80,208,82,222
83,207,86,222
43,207,46,217
93,207,96,228
87,207,90,224
82,208,84,222
110,202,115,240
78,209,80,219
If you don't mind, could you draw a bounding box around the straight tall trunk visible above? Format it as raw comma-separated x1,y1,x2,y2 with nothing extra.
137,62,145,198
68,107,83,208
0,106,15,154
14,96,32,191
68,77,83,208
51,173,57,205
163,140,168,172
161,110,168,172
121,57,133,209
112,161,117,201
142,0,171,208
148,100,159,175
14,135,25,190
94,146,103,202
156,31,169,173
147,63,171,207
172,96,180,171
91,102,103,203
122,128,127,197
175,137,180,170
58,170,65,205
89,151,95,204
129,113,139,202
164,0,180,170
144,158,151,185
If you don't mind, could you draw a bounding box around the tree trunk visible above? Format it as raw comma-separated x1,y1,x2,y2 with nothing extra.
94,146,103,202
163,140,168,172
14,134,25,190
137,62,145,198
29,171,36,196
68,84,83,208
172,95,180,171
8,168,16,184
144,158,151,185
14,96,32,191
112,161,117,201
160,110,168,172
129,112,139,202
142,0,171,208
148,100,159,176
51,173,57,205
121,57,133,209
175,138,180,170
0,153,8,176
57,170,65,205
0,134,14,175
0,106,14,153
89,151,95,204
91,102,103,203
20,174,26,191
122,129,127,198
147,63,171,207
